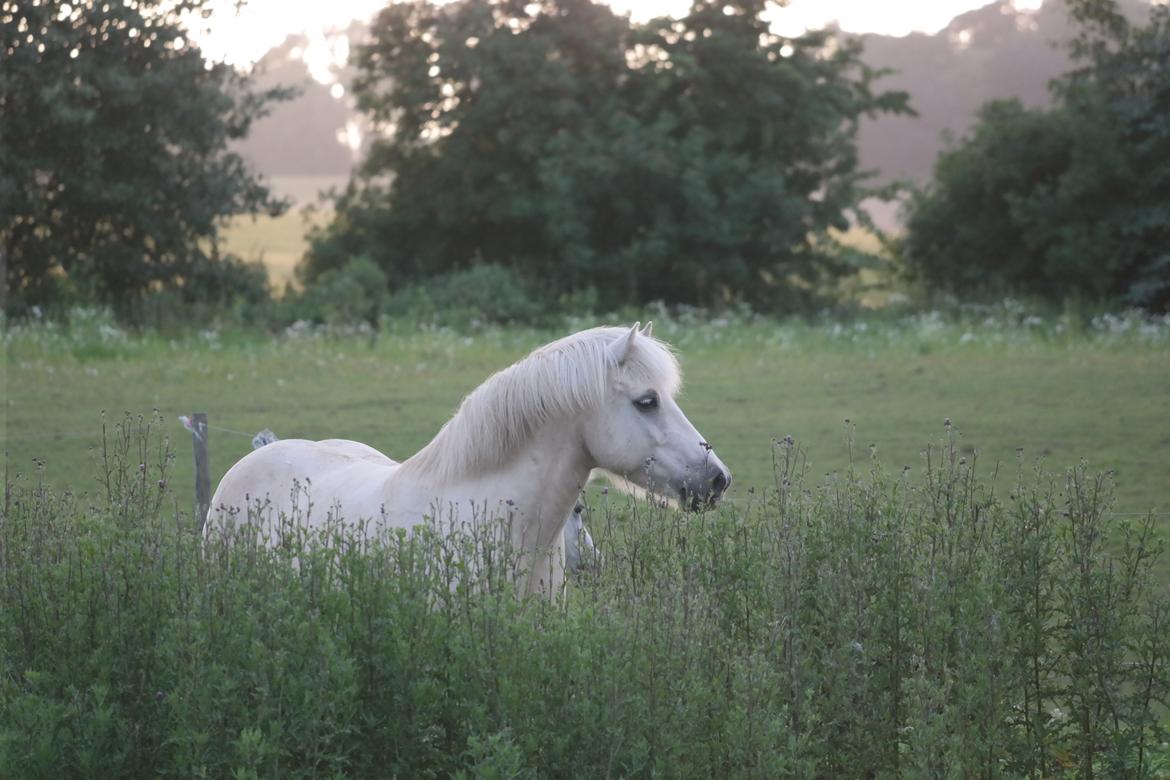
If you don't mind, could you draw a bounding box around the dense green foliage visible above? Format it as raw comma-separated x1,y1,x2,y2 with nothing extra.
304,0,908,311
2,415,1167,776
901,0,1170,310
0,0,288,319
280,258,545,329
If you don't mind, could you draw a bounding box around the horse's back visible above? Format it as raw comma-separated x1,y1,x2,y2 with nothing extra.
206,439,399,538
316,439,398,466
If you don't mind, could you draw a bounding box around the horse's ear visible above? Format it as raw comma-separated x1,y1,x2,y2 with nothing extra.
641,321,653,338
610,323,640,366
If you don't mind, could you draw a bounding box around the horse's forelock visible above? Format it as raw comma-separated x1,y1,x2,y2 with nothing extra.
615,332,682,397
497,326,680,415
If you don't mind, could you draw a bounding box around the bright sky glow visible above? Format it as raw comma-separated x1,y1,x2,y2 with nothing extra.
188,0,380,79
190,0,1048,83
761,0,1045,38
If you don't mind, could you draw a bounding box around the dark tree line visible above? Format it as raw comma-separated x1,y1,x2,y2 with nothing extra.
304,0,910,311
9,0,1161,321
1,0,287,319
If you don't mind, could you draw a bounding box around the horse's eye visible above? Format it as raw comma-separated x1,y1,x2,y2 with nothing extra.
633,392,659,411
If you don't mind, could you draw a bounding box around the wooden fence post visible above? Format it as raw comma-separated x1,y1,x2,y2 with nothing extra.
192,412,210,532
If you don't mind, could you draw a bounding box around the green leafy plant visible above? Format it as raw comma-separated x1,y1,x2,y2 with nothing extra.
1,414,1167,777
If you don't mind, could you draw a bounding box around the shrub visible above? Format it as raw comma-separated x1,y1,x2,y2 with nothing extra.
288,259,542,329
385,264,544,329
137,254,275,328
285,255,390,328
899,100,1077,298
1,415,1167,777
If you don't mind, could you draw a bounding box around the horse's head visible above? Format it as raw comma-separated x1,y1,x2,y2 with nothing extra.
582,322,732,509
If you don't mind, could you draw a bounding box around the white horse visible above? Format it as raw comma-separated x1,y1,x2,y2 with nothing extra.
206,323,731,596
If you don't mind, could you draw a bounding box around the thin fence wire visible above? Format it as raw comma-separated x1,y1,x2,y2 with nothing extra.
4,422,255,441
4,424,1168,518
206,424,253,438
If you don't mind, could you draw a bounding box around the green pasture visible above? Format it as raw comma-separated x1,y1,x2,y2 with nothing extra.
6,313,1169,523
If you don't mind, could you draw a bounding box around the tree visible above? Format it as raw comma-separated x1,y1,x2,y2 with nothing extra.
305,0,909,310
1055,0,1170,308
0,0,290,318
901,0,1170,310
899,99,1082,296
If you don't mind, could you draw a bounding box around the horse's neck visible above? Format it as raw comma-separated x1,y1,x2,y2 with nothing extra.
404,419,593,552
499,420,593,549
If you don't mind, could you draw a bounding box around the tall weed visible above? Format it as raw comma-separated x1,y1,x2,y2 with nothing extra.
1,415,1167,777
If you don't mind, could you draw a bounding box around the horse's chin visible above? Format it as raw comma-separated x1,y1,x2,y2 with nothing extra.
600,470,720,512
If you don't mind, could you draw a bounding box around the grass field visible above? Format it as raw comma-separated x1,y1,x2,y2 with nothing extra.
6,310,1169,522
7,182,1169,777
5,310,1170,776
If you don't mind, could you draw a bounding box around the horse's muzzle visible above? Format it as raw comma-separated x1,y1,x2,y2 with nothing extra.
681,462,732,510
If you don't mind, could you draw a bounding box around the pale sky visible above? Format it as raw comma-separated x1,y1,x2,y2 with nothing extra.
191,0,1045,84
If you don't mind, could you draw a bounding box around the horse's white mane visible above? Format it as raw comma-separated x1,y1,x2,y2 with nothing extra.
401,326,681,484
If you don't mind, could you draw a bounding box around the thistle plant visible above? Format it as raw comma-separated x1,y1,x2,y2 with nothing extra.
1,416,1166,777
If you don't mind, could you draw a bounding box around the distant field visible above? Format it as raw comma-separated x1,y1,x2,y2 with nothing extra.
220,210,331,290
220,175,345,289
263,175,350,208
7,315,1169,525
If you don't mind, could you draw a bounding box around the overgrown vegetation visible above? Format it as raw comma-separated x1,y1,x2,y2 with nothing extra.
2,414,1167,777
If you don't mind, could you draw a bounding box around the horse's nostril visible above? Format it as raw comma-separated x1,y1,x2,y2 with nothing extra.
712,471,728,494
